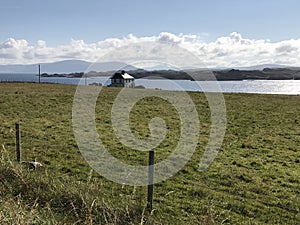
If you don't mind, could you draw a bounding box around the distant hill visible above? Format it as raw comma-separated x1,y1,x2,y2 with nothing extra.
44,68,300,81
41,60,91,73
0,63,38,74
0,60,138,74
235,64,297,70
130,68,300,80
211,68,300,80
0,60,90,74
1,60,300,80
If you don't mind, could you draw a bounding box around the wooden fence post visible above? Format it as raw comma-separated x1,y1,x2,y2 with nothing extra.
147,150,155,212
38,64,41,83
15,123,21,162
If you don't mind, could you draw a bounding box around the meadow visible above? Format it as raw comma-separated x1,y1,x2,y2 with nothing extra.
0,82,299,224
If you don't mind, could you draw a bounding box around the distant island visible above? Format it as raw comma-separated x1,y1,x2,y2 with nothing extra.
1,60,300,80
41,67,300,81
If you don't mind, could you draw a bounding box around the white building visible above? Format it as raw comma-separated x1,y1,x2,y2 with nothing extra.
110,70,135,88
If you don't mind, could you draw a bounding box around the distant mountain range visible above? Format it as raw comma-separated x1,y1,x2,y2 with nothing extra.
0,60,89,74
236,64,300,71
1,60,300,80
0,60,137,74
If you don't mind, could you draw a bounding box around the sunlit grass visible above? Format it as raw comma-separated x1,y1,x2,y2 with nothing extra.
0,82,299,224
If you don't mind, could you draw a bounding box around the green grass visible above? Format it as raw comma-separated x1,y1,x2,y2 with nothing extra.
0,82,299,224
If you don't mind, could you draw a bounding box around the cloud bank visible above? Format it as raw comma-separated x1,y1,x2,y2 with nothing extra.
1,32,300,68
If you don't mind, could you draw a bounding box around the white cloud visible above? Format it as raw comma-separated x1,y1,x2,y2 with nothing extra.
1,32,300,68
37,40,46,48
0,38,28,49
157,32,183,44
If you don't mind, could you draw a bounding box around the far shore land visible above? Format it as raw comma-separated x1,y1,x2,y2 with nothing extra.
41,67,300,81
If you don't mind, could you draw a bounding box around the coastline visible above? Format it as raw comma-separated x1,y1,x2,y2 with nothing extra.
40,67,300,81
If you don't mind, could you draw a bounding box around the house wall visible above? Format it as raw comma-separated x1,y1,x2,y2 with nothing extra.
124,79,135,88
111,78,135,88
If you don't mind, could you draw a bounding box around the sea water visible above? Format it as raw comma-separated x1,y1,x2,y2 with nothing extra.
1,73,300,95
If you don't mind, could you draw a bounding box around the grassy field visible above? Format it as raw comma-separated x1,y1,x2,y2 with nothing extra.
0,82,299,224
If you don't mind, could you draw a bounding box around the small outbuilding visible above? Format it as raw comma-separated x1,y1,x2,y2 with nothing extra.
109,70,135,88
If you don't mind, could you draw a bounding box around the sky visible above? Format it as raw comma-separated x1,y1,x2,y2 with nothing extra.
1,0,300,67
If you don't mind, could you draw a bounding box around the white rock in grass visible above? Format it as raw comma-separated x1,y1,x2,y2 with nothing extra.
22,161,43,170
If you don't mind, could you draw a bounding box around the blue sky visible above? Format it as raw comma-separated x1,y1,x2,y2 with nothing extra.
1,0,300,66
1,0,300,45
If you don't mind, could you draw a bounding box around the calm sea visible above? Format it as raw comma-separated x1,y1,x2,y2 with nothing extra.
0,73,299,95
